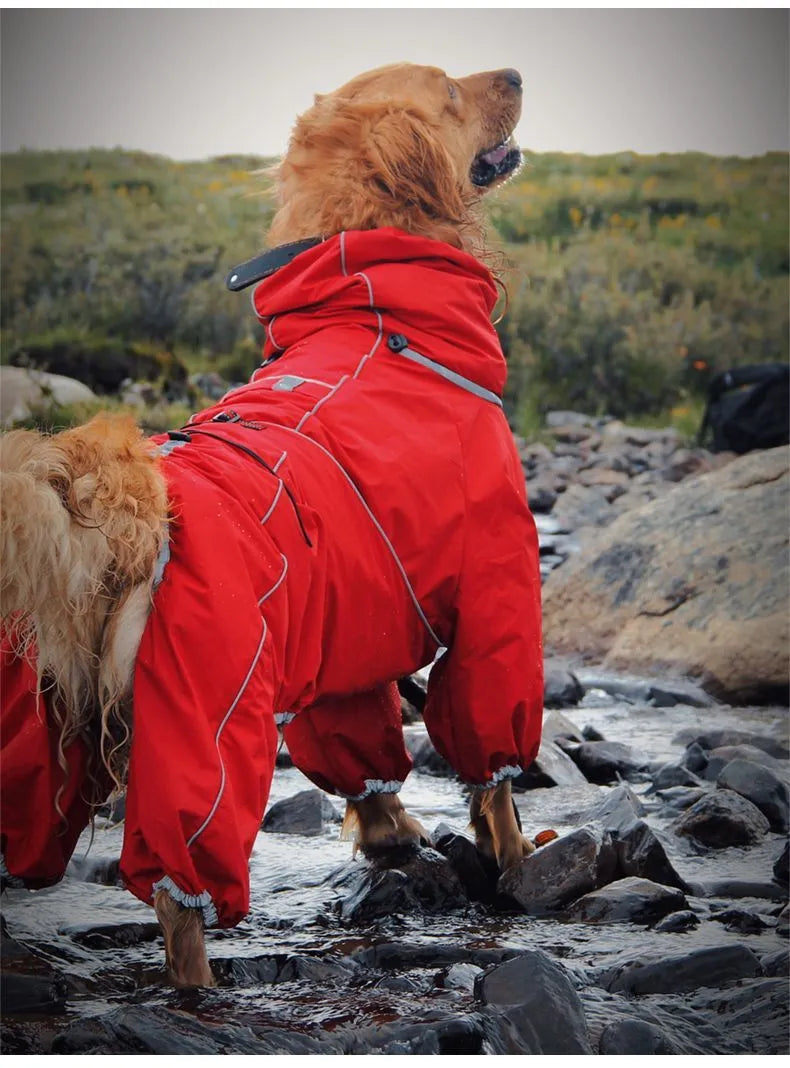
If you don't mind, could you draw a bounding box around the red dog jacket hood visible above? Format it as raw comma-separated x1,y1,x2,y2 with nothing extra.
1,229,543,927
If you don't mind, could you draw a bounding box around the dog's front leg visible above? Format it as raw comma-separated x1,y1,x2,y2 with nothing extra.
343,793,429,856
469,779,534,872
154,889,216,988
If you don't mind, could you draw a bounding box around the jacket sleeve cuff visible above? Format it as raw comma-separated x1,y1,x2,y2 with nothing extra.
467,764,523,791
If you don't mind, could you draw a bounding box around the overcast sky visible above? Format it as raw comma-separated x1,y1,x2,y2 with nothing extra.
1,8,788,160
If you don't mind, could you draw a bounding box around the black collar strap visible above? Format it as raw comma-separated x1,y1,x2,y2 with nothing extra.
225,237,323,292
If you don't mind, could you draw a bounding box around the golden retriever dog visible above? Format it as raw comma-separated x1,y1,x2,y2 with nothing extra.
0,63,537,988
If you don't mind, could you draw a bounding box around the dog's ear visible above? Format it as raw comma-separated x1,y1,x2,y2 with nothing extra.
360,102,468,231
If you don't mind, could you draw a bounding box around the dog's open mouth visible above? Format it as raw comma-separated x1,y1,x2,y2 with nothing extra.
470,137,522,187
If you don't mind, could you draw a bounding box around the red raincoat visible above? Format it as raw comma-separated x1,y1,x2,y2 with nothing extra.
1,228,543,927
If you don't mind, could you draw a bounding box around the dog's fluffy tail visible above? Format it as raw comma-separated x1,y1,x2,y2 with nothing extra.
0,413,168,792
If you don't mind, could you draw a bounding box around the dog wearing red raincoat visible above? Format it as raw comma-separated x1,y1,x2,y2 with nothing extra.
0,64,543,986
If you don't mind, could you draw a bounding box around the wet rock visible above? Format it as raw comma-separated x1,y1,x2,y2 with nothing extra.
581,723,606,741
52,1005,337,1054
62,922,161,949
432,830,497,904
330,847,468,923
498,824,616,914
65,855,123,886
653,909,700,932
599,1019,680,1054
565,877,687,925
674,789,771,848
710,907,770,934
567,740,650,784
543,660,585,707
773,840,789,885
703,744,788,780
512,738,589,790
696,879,787,901
0,972,68,1015
475,950,593,1054
675,728,790,761
542,709,585,743
777,905,790,937
602,944,763,995
96,793,126,823
761,949,789,977
553,483,613,529
682,741,710,774
717,760,790,832
403,728,453,776
261,788,342,836
588,786,688,890
528,478,558,514
441,962,483,992
397,674,427,715
542,448,790,703
654,785,708,811
588,784,646,833
649,762,706,792
349,941,515,972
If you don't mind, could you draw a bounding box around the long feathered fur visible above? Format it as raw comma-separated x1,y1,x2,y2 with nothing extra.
0,413,168,802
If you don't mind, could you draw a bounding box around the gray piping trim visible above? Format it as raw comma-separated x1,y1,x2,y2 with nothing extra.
267,316,281,350
152,875,218,928
268,424,442,648
295,374,350,432
260,480,284,525
186,618,268,848
340,230,348,276
274,711,296,726
250,286,266,324
398,346,503,408
344,779,403,801
153,523,171,590
272,450,287,474
470,764,523,791
258,553,288,606
0,851,25,888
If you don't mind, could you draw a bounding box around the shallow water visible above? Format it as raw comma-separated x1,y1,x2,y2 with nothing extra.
2,678,788,1054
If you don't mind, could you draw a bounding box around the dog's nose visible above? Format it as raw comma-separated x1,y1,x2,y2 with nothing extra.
501,69,522,92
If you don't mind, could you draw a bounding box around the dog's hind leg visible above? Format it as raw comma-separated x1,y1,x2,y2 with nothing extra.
154,889,215,988
470,779,534,873
282,683,428,854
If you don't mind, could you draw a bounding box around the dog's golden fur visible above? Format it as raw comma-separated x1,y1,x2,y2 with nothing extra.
1,64,532,986
268,64,522,262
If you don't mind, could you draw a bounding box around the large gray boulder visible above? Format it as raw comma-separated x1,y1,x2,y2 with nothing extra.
542,448,789,702
1,365,98,426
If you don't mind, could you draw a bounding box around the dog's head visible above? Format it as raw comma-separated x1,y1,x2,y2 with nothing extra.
267,63,523,254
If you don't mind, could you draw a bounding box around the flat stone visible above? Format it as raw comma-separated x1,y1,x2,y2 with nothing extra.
62,922,161,949
565,876,687,925
695,879,787,901
588,784,646,834
603,944,763,995
475,950,593,1054
717,759,789,832
568,740,651,784
599,1019,680,1055
498,824,616,914
710,907,770,934
65,856,123,885
262,788,342,836
674,789,771,848
442,962,483,992
703,745,788,780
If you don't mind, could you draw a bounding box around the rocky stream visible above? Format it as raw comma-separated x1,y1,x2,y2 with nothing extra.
1,415,788,1055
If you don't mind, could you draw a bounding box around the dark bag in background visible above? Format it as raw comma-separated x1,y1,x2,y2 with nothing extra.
698,363,790,454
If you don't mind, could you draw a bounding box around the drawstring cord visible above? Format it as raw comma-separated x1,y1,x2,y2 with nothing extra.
168,426,313,548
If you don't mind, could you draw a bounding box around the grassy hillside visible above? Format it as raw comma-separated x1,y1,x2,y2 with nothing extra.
2,147,787,432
